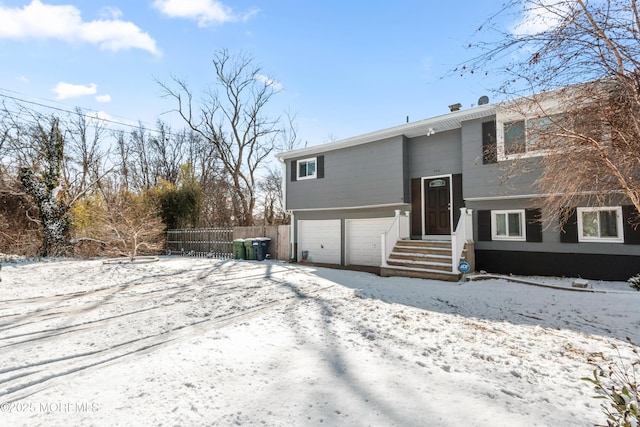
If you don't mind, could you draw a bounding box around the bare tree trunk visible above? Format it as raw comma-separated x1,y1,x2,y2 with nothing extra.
158,49,282,226
19,118,69,256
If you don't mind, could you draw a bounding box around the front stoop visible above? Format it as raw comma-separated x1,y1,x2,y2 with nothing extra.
381,240,464,282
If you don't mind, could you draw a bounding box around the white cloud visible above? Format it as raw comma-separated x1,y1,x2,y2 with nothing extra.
51,82,97,100
95,94,111,103
86,111,113,122
511,1,572,36
99,6,123,20
0,0,160,56
18,76,29,83
152,0,257,27
255,74,283,91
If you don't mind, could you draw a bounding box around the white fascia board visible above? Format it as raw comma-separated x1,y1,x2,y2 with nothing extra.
290,202,410,212
276,105,496,160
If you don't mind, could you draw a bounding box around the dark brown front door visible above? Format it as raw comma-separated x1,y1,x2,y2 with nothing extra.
424,177,451,235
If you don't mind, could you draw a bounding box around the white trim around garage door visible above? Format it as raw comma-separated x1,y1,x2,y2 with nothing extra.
297,219,341,264
345,217,394,267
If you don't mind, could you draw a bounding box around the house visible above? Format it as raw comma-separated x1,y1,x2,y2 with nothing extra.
276,94,640,281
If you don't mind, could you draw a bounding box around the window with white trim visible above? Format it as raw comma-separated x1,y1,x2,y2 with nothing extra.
491,210,526,241
577,206,623,243
498,113,566,160
297,157,317,180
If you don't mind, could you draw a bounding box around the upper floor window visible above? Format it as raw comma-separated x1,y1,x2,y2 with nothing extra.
503,120,526,156
577,206,623,243
291,155,324,182
491,209,526,241
297,157,317,180
499,114,565,159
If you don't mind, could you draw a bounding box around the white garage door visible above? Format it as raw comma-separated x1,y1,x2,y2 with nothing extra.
297,220,341,264
346,218,393,266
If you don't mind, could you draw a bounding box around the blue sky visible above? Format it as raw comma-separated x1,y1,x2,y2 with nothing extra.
0,0,519,147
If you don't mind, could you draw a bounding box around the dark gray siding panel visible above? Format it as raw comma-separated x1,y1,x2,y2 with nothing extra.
316,155,325,179
525,208,543,243
482,121,497,164
286,137,406,210
559,208,578,243
476,250,640,281
477,210,491,241
452,173,464,226
623,205,640,244
410,178,421,236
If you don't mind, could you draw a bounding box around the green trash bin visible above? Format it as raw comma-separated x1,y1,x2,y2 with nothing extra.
233,239,246,260
244,238,256,260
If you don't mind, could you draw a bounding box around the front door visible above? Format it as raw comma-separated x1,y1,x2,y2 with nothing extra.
424,177,450,235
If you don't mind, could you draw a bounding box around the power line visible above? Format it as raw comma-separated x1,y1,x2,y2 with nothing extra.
0,88,186,137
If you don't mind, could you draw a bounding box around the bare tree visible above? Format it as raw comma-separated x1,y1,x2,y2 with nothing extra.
85,189,165,260
257,167,287,225
159,48,281,226
128,123,156,190
149,120,185,185
462,0,640,222
65,109,113,203
0,101,128,256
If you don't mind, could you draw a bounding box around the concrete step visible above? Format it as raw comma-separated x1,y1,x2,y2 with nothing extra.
386,258,452,272
393,246,452,256
396,240,451,248
380,266,461,282
389,252,452,263
381,239,469,281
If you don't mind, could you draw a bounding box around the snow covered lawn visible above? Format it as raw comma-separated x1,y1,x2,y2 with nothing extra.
0,257,638,426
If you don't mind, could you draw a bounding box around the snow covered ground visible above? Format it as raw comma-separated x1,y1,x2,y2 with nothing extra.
0,256,638,426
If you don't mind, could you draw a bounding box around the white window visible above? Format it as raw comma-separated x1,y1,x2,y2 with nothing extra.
498,114,565,160
491,210,526,241
503,120,526,156
577,206,623,243
297,157,317,180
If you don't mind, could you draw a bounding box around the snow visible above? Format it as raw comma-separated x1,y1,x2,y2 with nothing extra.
0,256,638,426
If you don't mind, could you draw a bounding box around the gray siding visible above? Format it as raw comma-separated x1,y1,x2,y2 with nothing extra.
286,136,406,210
461,118,541,199
407,129,462,178
467,198,640,257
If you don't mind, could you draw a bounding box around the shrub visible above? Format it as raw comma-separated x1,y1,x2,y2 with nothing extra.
583,342,640,427
628,275,640,291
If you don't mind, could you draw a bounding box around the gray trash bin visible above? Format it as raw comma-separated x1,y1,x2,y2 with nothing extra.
253,237,271,261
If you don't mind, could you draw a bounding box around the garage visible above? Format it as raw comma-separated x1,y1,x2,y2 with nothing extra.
297,220,341,264
345,218,393,266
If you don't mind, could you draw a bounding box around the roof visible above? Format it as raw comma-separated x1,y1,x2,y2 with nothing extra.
276,103,496,160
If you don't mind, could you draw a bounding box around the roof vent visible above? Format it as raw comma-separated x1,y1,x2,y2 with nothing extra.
478,95,489,105
448,103,462,112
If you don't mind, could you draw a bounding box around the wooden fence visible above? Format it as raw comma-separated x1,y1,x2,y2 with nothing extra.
232,225,290,261
166,228,234,258
166,225,290,261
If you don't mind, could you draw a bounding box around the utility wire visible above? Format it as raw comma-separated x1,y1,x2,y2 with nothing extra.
0,88,185,137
